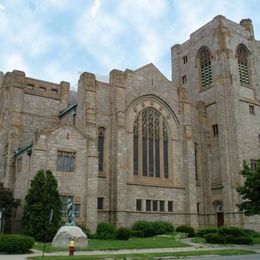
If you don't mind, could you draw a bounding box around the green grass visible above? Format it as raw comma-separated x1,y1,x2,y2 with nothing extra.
191,237,206,243
29,249,256,260
33,237,189,252
253,237,260,244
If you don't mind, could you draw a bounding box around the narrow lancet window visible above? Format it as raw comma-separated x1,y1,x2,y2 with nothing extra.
133,119,139,175
237,44,250,86
163,121,168,178
98,127,105,172
199,47,212,89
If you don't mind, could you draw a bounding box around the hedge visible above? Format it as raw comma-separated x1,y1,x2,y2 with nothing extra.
204,233,226,244
116,227,131,240
0,234,35,253
96,223,116,239
175,225,195,237
204,233,253,244
132,221,174,237
218,226,247,237
197,227,219,237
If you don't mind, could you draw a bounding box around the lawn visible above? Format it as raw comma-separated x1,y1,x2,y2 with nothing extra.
253,237,260,244
191,237,206,243
29,249,256,260
33,236,189,252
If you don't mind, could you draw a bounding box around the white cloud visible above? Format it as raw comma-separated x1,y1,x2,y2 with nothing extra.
90,0,102,18
3,52,30,73
75,0,171,73
0,0,259,86
43,0,72,10
76,5,125,71
39,60,81,89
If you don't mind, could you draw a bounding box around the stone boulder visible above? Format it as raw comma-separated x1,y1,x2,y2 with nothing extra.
52,226,88,248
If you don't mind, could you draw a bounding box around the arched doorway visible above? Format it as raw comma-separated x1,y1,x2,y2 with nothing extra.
213,201,224,227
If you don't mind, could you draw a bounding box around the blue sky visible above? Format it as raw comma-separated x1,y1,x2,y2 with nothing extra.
0,0,259,89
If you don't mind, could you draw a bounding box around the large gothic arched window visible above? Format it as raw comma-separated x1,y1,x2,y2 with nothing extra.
133,108,169,178
198,47,212,89
236,44,250,86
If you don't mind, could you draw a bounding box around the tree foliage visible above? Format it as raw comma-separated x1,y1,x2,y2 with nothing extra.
237,160,260,216
21,169,62,241
0,183,20,220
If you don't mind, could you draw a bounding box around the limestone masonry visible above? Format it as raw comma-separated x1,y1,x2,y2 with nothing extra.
1,15,260,232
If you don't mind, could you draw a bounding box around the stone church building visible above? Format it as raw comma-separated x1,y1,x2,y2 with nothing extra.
1,15,260,232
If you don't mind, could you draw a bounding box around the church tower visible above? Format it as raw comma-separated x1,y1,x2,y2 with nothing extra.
171,15,260,229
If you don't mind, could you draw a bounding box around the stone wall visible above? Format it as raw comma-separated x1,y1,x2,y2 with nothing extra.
1,15,260,233
171,15,260,228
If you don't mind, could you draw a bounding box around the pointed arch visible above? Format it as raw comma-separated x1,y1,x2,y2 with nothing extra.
127,95,180,181
236,44,250,86
197,46,213,89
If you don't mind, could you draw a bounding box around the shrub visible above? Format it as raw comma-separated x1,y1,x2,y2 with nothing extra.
0,234,35,253
204,227,253,244
218,226,247,237
197,227,219,237
227,236,253,244
152,221,174,235
243,229,260,238
204,233,226,244
175,225,195,237
132,221,173,237
96,223,116,239
130,230,144,238
116,227,131,240
132,221,155,237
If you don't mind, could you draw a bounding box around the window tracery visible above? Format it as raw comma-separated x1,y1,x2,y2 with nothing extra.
237,44,250,86
56,151,75,172
133,108,169,179
198,47,213,89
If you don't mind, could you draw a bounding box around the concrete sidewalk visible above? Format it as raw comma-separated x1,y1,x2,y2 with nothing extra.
1,238,260,259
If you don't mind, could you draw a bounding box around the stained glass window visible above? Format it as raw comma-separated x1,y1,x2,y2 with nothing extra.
133,108,169,179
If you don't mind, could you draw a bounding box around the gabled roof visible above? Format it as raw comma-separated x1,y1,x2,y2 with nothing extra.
59,104,77,118
132,63,170,81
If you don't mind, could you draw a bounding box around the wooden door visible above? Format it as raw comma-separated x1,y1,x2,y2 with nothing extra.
217,212,224,227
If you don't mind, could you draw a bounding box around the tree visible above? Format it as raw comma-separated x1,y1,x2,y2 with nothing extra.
237,160,260,216
22,169,62,241
0,183,20,233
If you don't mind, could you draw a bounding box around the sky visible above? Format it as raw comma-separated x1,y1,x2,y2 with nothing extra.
0,0,259,89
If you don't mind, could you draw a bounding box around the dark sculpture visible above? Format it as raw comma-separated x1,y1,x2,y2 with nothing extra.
65,197,76,226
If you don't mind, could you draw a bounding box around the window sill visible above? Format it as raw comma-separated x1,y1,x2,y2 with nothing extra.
127,180,184,189
241,84,253,89
199,85,213,93
56,171,75,174
98,173,107,178
133,211,175,214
